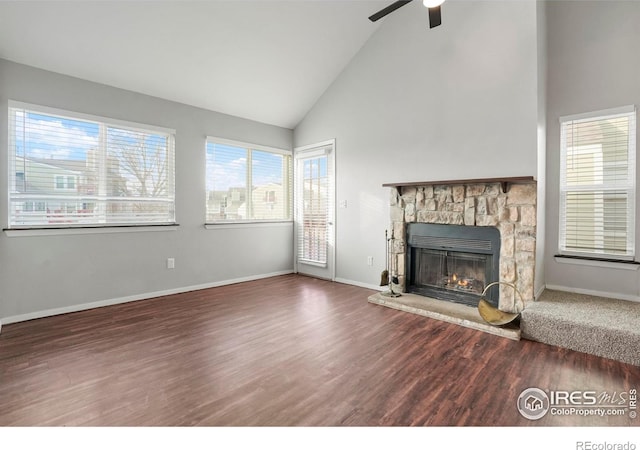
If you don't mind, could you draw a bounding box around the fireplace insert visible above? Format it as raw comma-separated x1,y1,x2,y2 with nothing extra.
406,223,500,307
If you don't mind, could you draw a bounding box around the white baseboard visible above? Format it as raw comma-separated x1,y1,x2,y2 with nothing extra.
535,284,546,301
0,270,294,326
334,277,386,291
545,284,640,303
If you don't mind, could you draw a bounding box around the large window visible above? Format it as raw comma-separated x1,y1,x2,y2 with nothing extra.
559,106,636,260
8,102,176,228
205,137,292,223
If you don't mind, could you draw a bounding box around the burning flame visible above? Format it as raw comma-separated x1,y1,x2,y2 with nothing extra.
448,273,469,287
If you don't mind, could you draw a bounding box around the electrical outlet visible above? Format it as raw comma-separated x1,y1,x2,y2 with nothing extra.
340,200,348,208
367,256,373,266
167,258,175,269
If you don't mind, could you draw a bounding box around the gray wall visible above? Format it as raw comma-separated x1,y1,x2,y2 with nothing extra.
294,1,541,288
545,1,640,299
535,0,547,298
0,59,294,321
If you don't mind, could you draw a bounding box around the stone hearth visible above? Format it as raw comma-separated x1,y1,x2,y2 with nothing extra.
388,180,537,312
368,292,521,340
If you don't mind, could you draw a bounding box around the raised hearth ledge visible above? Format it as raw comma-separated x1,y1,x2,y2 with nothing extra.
368,292,521,341
383,176,535,194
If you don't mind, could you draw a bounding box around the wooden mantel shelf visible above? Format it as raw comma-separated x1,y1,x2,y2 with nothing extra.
383,176,535,194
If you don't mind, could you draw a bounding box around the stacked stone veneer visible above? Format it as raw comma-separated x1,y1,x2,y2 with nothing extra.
389,181,537,312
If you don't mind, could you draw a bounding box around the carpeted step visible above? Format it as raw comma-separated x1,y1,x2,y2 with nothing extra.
521,289,640,366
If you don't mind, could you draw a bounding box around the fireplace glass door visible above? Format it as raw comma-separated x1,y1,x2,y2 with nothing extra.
410,248,492,305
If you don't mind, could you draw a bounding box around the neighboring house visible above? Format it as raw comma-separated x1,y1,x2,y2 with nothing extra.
251,182,288,220
207,187,247,221
207,183,293,222
13,156,84,224
12,152,127,225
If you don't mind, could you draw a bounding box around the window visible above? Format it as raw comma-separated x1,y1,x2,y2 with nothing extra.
559,106,636,260
8,101,176,228
205,137,292,223
55,175,65,189
54,175,76,190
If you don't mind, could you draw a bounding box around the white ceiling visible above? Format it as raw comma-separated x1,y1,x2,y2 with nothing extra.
0,0,391,129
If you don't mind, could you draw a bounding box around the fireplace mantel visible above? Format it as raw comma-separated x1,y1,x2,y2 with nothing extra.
383,176,535,194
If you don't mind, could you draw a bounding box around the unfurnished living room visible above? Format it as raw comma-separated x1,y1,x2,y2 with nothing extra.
0,0,639,438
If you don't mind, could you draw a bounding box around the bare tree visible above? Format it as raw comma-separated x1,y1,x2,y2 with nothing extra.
110,134,168,198
108,132,170,218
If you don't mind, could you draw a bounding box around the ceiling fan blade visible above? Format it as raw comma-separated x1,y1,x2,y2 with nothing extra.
368,0,413,22
428,5,442,28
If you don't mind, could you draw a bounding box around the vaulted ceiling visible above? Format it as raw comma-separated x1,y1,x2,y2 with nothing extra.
0,1,391,129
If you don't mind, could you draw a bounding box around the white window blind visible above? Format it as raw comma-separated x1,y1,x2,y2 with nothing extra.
8,102,176,228
205,138,292,223
559,106,636,259
295,146,332,266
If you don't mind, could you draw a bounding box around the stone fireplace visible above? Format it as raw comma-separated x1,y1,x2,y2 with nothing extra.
387,178,537,313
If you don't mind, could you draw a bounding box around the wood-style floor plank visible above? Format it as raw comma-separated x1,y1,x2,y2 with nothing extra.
0,274,638,426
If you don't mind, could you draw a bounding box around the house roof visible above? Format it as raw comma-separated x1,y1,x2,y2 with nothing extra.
0,1,389,129
27,158,86,174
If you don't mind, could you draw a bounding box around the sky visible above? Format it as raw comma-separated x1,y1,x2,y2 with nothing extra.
13,110,99,160
13,110,168,162
206,142,288,191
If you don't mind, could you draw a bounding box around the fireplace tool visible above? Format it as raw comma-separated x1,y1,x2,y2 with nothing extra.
379,230,389,287
381,229,401,298
477,281,524,326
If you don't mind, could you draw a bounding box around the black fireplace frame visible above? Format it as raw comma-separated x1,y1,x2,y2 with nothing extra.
406,223,501,307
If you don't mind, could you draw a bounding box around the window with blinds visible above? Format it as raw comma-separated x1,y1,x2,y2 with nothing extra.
559,106,636,260
8,102,176,228
205,138,292,223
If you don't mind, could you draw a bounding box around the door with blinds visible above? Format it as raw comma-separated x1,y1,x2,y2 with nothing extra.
294,140,335,280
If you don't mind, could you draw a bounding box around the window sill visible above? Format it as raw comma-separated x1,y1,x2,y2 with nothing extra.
298,259,328,268
205,221,293,230
554,255,640,271
4,224,179,237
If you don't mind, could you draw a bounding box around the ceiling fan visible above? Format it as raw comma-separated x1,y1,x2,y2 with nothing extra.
368,0,445,28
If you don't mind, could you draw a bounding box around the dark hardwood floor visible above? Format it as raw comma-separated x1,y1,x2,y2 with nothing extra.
0,274,638,426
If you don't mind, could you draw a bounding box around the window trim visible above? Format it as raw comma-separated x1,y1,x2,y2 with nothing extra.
205,136,293,226
558,105,636,261
7,100,177,230
8,100,175,136
554,255,640,271
4,224,179,237
204,221,292,230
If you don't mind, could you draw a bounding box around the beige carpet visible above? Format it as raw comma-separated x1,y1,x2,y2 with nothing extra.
521,289,640,366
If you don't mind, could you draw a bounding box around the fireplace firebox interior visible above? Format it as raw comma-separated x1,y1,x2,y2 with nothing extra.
407,223,501,307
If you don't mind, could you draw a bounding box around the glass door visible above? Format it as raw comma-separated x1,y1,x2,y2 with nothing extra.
294,140,335,280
